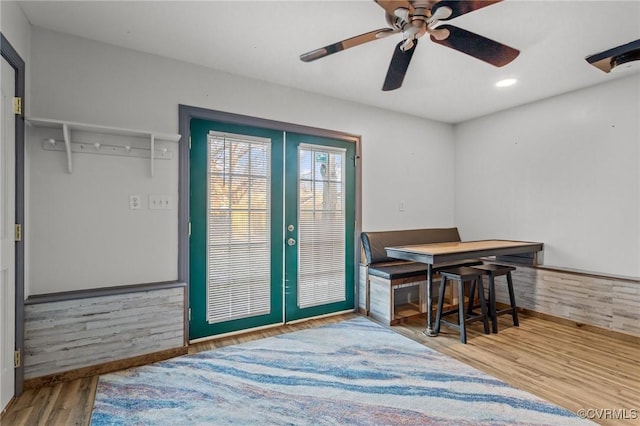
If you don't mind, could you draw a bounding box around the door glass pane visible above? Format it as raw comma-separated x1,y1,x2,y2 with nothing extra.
207,132,271,324
297,145,346,308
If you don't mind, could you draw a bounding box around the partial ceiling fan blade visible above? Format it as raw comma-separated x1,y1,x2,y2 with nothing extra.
300,28,396,62
373,0,414,18
431,0,503,21
382,39,418,91
430,25,519,67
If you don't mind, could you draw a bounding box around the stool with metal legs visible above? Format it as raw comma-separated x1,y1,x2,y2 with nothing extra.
469,264,519,333
434,266,490,344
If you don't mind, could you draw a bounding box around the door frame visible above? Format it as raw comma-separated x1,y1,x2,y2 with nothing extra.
1,33,26,397
178,105,362,341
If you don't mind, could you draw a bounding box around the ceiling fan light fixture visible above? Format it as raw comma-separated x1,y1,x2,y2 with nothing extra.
610,50,640,73
496,78,517,88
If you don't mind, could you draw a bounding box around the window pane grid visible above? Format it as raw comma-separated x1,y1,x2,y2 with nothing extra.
207,132,271,324
297,146,346,309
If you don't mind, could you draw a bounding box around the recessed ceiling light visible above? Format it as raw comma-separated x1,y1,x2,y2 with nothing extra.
496,78,517,88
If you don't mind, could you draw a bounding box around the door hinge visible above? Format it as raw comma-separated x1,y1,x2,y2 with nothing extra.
14,349,21,368
188,308,191,321
188,222,192,236
15,224,22,242
189,136,192,149
13,97,23,115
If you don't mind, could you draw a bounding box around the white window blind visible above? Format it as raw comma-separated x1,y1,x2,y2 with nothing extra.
297,145,346,308
207,132,271,324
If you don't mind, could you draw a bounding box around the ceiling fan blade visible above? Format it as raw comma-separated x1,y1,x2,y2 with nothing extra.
431,0,503,21
374,0,414,17
382,39,418,91
430,25,519,67
300,28,396,62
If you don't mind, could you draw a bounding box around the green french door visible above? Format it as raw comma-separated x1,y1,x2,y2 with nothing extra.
189,119,355,340
284,133,355,322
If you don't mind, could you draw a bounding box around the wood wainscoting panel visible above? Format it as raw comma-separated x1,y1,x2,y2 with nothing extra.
492,266,639,337
23,346,187,390
23,287,185,380
367,275,392,324
612,281,640,335
358,264,368,314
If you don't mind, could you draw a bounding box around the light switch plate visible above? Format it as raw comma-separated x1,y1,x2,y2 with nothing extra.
149,194,171,210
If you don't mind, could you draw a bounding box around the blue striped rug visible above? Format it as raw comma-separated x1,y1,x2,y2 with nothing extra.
91,317,590,425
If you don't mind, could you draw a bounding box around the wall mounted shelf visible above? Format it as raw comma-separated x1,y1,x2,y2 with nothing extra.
26,117,181,177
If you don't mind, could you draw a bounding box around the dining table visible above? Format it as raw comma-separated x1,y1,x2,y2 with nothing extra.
385,239,544,336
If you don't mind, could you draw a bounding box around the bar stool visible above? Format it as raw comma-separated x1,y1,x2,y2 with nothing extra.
434,266,489,344
470,264,519,333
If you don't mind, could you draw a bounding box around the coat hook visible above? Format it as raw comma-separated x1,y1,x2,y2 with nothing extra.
94,143,101,150
124,145,131,153
48,138,56,146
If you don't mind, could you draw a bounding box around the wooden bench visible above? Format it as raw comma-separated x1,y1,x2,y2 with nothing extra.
359,227,481,325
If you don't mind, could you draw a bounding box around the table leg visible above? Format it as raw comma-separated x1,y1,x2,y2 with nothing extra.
424,263,437,337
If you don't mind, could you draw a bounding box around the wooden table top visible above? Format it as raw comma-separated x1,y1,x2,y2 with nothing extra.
388,239,542,254
385,239,544,264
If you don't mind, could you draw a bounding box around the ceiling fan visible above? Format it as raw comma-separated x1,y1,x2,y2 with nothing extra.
299,0,520,91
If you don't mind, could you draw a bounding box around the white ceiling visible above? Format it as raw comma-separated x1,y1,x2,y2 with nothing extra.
18,0,640,123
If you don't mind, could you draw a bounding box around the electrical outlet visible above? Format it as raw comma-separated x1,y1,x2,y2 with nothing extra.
149,194,171,210
129,195,141,210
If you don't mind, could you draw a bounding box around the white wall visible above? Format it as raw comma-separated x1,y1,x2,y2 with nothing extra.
28,27,456,295
454,75,640,278
28,127,179,291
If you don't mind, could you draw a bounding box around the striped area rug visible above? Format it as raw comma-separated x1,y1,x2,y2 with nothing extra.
91,317,590,425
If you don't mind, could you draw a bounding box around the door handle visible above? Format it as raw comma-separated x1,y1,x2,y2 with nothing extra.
287,238,296,246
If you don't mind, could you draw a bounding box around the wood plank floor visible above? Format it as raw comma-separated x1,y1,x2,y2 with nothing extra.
2,312,638,425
